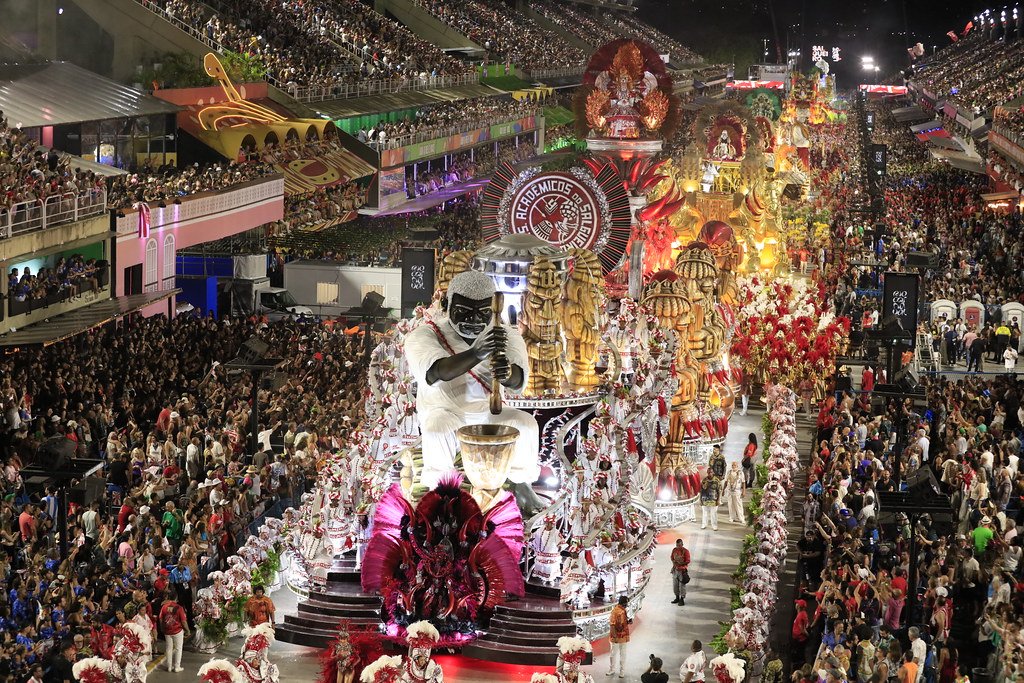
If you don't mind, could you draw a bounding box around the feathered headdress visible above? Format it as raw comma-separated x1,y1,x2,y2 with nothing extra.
242,623,276,654
198,659,244,683
406,621,440,649
710,653,746,683
359,656,404,683
73,657,111,683
557,636,592,662
117,622,152,654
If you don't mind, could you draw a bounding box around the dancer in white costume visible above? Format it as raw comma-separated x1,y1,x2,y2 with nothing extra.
400,621,443,683
531,516,564,584
236,624,280,683
404,271,539,492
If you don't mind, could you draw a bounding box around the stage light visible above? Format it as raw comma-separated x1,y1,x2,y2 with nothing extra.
861,55,875,63
57,7,63,14
863,63,878,71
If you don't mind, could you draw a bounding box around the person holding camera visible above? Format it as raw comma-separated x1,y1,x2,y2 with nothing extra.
642,656,668,683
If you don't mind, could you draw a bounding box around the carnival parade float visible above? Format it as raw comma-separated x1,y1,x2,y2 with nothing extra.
243,38,818,669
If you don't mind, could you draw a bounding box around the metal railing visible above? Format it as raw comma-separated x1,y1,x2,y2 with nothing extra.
288,72,480,103
0,188,107,239
368,108,540,150
521,65,585,80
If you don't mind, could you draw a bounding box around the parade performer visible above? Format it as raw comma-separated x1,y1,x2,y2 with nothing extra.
404,271,539,492
401,621,443,683
318,620,383,683
560,548,591,609
73,658,112,683
556,637,594,683
531,516,564,585
361,656,404,683
700,473,722,531
110,623,150,683
236,623,280,683
198,660,244,683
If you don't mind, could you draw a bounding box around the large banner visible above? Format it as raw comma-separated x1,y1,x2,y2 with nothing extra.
858,84,908,95
727,80,785,90
400,248,436,316
883,272,920,345
381,116,537,168
378,167,407,209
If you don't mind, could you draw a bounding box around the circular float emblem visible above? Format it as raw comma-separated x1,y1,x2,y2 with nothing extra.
508,172,601,250
481,163,633,274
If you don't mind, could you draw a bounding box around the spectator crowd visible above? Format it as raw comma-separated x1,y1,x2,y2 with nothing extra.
0,313,373,682
414,0,587,70
359,96,538,150
787,80,1024,683
139,0,468,94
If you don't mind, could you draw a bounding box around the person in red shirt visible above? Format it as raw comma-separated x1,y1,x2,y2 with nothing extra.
155,406,172,435
18,503,37,542
890,568,908,596
117,497,135,533
158,591,189,672
671,539,691,605
792,599,811,665
861,365,875,394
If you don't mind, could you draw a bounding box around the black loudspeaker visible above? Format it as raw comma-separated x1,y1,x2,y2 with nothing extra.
361,290,386,315
237,337,270,365
906,466,940,497
893,365,919,392
69,476,107,506
906,251,939,269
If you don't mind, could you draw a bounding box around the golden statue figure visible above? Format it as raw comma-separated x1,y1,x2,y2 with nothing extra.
641,272,701,492
436,250,474,301
675,245,726,402
521,257,565,396
562,248,604,390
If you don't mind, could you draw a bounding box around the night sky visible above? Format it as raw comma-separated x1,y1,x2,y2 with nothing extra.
634,0,998,84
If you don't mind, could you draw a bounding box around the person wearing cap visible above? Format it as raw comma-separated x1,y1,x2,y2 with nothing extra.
972,516,995,553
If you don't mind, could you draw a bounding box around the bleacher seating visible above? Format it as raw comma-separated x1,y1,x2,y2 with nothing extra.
532,0,703,64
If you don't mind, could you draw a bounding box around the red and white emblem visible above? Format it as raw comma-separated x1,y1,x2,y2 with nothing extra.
508,173,601,250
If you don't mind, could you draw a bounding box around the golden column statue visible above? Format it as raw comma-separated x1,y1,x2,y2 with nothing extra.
521,257,565,395
562,248,603,390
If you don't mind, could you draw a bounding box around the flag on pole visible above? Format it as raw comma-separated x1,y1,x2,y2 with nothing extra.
134,202,151,239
